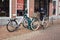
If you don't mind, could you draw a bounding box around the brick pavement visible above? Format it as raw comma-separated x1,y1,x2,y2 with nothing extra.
3,24,60,40
0,19,60,40
0,25,32,40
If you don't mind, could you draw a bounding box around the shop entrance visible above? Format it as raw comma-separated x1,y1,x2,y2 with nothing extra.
34,0,50,17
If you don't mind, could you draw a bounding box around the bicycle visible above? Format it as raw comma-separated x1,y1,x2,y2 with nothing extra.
31,12,49,31
6,9,34,32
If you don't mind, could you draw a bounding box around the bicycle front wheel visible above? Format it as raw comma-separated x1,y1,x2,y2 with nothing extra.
6,20,18,32
22,18,28,28
31,18,40,31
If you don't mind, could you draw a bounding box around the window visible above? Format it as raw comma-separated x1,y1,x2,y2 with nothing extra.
0,0,9,17
53,1,56,15
17,0,27,16
34,0,49,16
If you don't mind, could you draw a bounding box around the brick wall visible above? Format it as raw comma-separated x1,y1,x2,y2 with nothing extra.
29,0,34,17
11,0,53,18
49,3,53,16
29,0,53,17
12,0,16,18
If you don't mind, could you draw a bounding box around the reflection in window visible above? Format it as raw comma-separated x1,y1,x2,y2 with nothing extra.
53,1,56,15
0,0,9,17
34,0,48,15
17,0,27,16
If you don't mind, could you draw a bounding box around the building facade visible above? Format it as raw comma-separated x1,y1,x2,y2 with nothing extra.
0,0,60,19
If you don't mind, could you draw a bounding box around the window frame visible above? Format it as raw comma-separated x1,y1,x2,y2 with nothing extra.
0,0,11,19
16,0,29,18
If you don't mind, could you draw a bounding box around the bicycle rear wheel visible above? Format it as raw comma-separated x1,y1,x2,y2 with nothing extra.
6,20,18,32
31,18,40,31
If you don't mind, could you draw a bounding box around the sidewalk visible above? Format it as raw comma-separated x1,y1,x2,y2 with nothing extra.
0,25,32,40
3,24,60,40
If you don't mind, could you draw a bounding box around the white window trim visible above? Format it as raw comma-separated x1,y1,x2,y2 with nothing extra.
56,0,58,16
0,0,11,19
10,0,12,18
16,0,29,18
27,0,29,17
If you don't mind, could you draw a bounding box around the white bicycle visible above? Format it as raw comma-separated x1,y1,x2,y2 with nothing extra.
31,13,49,31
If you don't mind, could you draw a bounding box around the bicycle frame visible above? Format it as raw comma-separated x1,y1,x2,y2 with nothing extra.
15,10,33,30
42,15,47,25
22,11,33,29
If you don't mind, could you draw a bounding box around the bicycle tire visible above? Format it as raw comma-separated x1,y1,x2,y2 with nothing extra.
22,18,28,28
31,18,40,31
6,20,18,32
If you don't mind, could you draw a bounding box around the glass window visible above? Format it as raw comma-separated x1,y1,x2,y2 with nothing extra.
17,0,27,16
0,0,9,17
34,0,49,16
53,1,56,15
24,0,27,8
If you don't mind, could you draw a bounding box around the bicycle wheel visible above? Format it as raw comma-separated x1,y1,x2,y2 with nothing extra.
6,20,18,32
22,18,28,28
43,19,49,29
31,18,40,31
